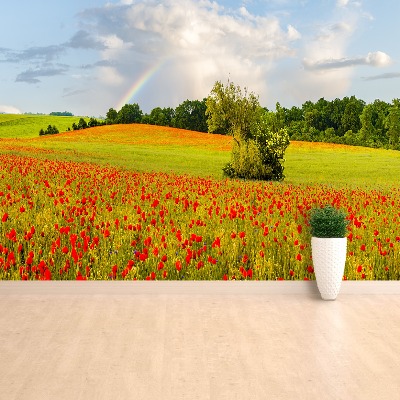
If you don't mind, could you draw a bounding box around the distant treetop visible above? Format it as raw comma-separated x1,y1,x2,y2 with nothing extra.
50,111,74,116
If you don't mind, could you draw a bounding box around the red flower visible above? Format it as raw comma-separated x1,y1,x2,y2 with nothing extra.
296,253,302,261
158,262,164,270
76,271,86,280
357,265,363,273
1,213,8,222
175,260,182,272
360,244,366,251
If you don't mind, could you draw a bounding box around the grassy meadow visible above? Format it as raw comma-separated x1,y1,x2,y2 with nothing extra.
1,115,399,280
0,114,90,139
1,119,400,186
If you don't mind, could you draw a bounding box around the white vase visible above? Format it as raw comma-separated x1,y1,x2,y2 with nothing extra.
311,237,347,300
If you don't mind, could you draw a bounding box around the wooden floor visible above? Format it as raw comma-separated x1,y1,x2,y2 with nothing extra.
1,285,400,399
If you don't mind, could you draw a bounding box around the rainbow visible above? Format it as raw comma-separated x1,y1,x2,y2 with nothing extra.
116,60,165,110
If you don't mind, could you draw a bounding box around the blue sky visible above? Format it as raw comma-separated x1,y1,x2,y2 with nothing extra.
1,0,399,116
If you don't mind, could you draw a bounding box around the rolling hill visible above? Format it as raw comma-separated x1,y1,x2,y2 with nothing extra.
0,115,399,187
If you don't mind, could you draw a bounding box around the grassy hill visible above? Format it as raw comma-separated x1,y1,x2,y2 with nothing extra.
0,114,90,139
0,116,400,187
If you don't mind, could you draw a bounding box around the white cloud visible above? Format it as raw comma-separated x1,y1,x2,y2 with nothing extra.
0,105,22,114
303,51,391,70
287,25,301,41
336,0,362,8
365,51,391,67
363,72,400,81
337,0,350,7
271,0,369,106
80,0,301,109
97,66,124,86
72,0,383,111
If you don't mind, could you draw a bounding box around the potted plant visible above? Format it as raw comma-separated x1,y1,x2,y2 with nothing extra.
309,204,349,300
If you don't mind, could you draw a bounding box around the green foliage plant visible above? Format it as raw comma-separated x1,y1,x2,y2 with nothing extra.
206,80,289,181
225,136,273,180
309,205,349,238
39,124,59,136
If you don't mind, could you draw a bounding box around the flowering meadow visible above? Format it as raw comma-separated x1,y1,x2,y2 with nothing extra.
1,153,399,280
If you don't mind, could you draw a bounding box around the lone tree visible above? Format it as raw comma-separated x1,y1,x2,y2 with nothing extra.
206,80,289,181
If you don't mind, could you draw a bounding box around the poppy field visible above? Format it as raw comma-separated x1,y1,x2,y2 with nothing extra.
1,152,400,280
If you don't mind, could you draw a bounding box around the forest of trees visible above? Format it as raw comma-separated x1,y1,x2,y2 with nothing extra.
104,99,209,133
50,111,74,116
272,97,400,150
104,96,400,150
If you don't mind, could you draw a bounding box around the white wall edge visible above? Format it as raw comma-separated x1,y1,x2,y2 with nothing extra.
1,281,400,296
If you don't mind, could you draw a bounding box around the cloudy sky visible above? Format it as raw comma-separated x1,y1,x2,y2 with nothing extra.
1,0,399,116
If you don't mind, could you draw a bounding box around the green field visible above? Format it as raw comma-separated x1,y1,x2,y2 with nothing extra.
0,114,90,139
1,115,400,281
0,114,400,188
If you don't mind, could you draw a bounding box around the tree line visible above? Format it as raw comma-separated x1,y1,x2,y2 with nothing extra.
274,97,400,150
105,99,208,133
104,96,400,150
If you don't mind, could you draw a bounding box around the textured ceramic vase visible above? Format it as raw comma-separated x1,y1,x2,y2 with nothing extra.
311,237,347,300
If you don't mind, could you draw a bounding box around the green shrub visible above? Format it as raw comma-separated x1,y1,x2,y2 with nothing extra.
309,204,349,238
39,125,59,136
224,138,273,180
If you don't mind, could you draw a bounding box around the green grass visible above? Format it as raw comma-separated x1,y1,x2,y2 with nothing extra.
0,114,90,139
284,141,400,187
0,116,400,188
